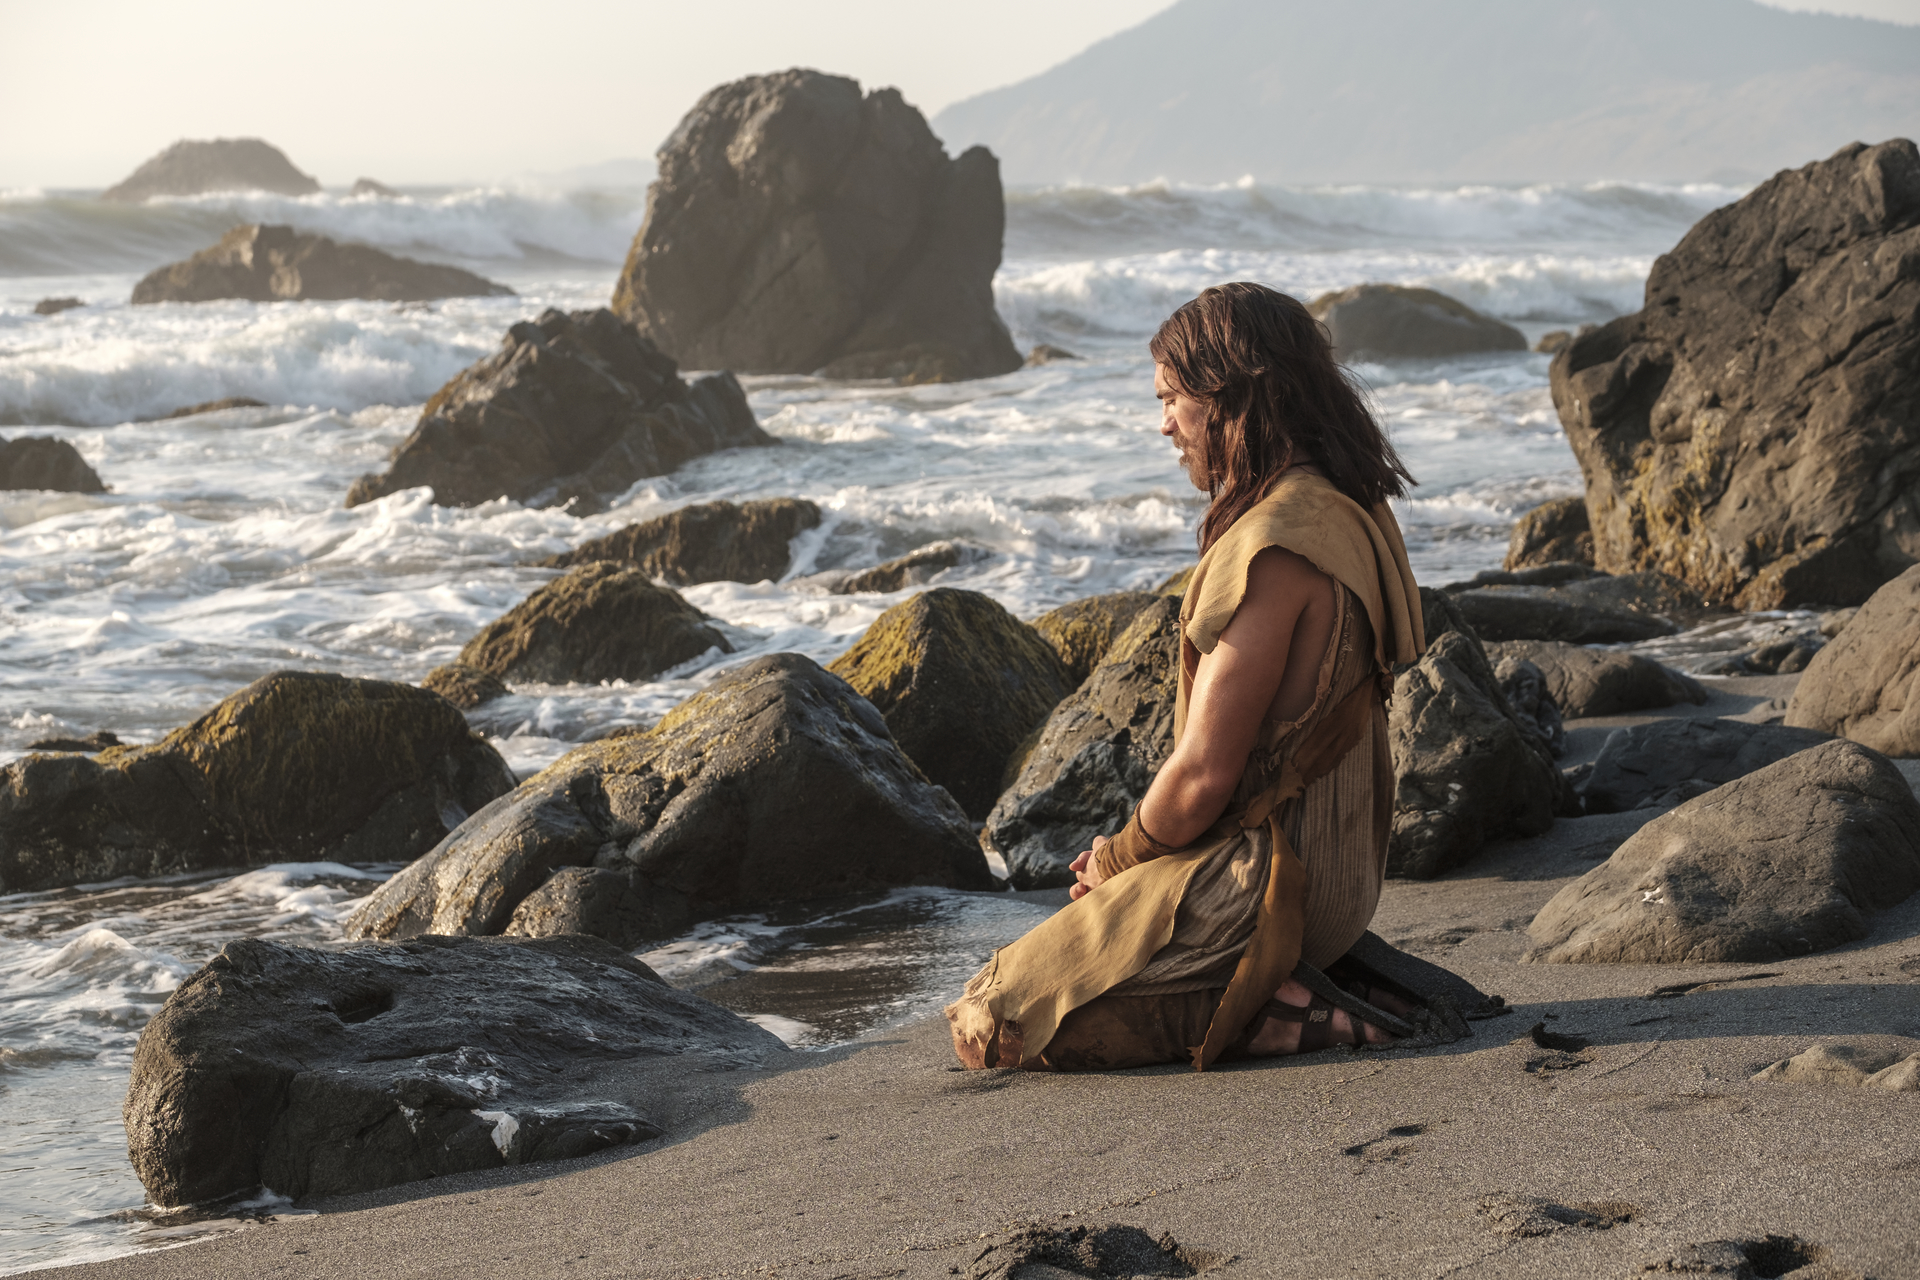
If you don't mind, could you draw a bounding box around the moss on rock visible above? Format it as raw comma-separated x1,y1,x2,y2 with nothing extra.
541,498,820,584
422,663,508,709
1030,591,1159,686
456,562,731,685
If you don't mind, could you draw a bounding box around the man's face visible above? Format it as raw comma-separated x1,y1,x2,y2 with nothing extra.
1155,364,1210,493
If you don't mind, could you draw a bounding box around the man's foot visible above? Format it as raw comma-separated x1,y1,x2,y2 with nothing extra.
1243,978,1412,1056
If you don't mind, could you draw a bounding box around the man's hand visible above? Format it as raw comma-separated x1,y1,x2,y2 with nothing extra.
1069,837,1110,900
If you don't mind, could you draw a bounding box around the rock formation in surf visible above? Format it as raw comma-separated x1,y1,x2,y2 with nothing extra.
123,934,782,1205
1785,563,1920,755
542,498,822,584
830,540,995,594
0,672,516,894
1307,284,1526,360
421,662,507,710
0,436,106,493
102,138,321,201
345,307,771,512
1551,139,1920,609
611,69,1023,384
1502,497,1592,570
344,654,990,947
33,297,84,316
132,225,511,304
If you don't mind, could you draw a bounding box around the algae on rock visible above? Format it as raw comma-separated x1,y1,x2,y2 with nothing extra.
1029,591,1159,686
542,498,822,585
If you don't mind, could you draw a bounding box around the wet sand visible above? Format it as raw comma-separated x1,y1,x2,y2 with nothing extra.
49,675,1920,1280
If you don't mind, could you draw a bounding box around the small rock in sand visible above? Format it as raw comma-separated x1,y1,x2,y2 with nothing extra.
1751,1042,1914,1086
1486,639,1706,719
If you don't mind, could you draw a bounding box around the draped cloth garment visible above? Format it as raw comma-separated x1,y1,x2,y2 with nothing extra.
945,471,1424,1071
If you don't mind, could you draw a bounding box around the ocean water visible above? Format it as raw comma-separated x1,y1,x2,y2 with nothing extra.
0,174,1746,1273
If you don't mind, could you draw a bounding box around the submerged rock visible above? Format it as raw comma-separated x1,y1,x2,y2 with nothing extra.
350,177,398,198
1786,564,1920,757
1486,640,1706,719
612,69,1022,383
831,539,993,594
33,297,84,316
1581,719,1832,814
124,934,782,1206
0,672,516,893
420,663,508,710
132,225,511,304
0,436,105,493
1526,739,1920,964
542,498,821,585
102,138,320,201
1307,283,1526,360
345,653,988,947
828,588,1073,819
455,563,731,686
1503,497,1593,570
345,307,770,512
1029,591,1159,686
149,396,270,420
1551,139,1920,609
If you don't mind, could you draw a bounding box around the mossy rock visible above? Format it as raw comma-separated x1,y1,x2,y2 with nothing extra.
828,588,1073,819
457,562,731,685
1154,565,1196,596
1503,497,1592,571
541,498,821,585
1030,591,1159,686
422,662,508,709
0,672,517,893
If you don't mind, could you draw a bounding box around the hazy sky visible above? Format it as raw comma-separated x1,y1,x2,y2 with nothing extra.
1,0,1915,189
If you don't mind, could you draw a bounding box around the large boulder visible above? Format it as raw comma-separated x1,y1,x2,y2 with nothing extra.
345,308,771,512
124,934,782,1207
1503,497,1593,570
611,69,1022,383
454,563,731,686
1446,585,1679,643
827,588,1073,819
1581,719,1833,813
983,598,1181,889
131,225,511,305
541,498,821,584
102,138,319,201
345,653,989,946
1526,739,1920,964
0,673,516,894
1486,640,1707,719
1550,139,1920,609
1029,591,1159,686
1786,564,1920,756
0,436,106,493
1306,284,1526,360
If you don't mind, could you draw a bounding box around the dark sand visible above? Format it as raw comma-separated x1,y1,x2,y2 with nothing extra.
52,675,1920,1280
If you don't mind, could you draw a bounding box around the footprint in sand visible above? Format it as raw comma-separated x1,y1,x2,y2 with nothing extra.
1477,1193,1635,1238
1637,1232,1862,1278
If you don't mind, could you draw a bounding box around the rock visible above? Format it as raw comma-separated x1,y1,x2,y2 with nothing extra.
611,69,1022,384
1029,591,1159,686
1443,563,1606,592
1493,656,1565,756
1503,497,1593,570
350,177,398,198
1447,585,1678,644
345,307,770,512
0,672,516,894
1785,564,1920,756
33,297,83,316
1154,565,1197,596
1817,607,1858,638
1025,344,1080,365
24,730,120,753
983,597,1181,889
1865,1054,1920,1090
344,653,988,946
1727,637,1823,676
0,436,106,493
131,225,511,305
1486,640,1707,719
148,396,270,420
1551,570,1717,625
827,588,1073,819
1526,738,1920,964
1582,719,1832,813
1533,330,1573,356
1751,1042,1912,1086
541,498,821,585
831,539,993,594
454,563,730,686
1306,284,1527,360
124,934,782,1206
1550,139,1920,609
102,138,320,201
421,663,508,710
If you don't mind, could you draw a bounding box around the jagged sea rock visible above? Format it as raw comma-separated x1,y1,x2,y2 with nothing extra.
421,663,508,710
611,69,1021,383
1493,656,1565,756
346,308,769,512
542,498,821,585
827,588,1073,819
1029,591,1159,686
123,934,782,1206
983,597,1180,889
1307,284,1526,360
831,539,993,594
455,563,730,686
0,673,516,893
102,138,320,201
345,654,988,946
1785,563,1920,756
0,436,105,493
1550,139,1920,609
1581,719,1832,813
1526,739,1920,963
1503,497,1593,570
1486,640,1707,719
132,225,511,304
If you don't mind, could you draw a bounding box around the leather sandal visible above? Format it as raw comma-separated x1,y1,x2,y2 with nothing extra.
1240,993,1365,1056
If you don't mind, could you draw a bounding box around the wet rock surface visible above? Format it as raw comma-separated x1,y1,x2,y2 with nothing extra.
1447,584,1680,644
828,588,1073,819
0,435,105,493
123,934,782,1206
1785,563,1920,756
345,307,770,511
1307,283,1526,359
541,498,821,584
1527,738,1920,964
1551,138,1920,609
32,296,84,316
1028,590,1159,687
102,137,320,201
132,225,511,304
148,396,271,420
1503,496,1594,570
1487,639,1706,719
830,539,994,594
612,69,1021,383
345,653,988,947
0,672,516,893
421,662,509,710
1580,719,1832,813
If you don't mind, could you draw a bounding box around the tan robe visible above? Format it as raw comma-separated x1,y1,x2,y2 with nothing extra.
946,472,1424,1071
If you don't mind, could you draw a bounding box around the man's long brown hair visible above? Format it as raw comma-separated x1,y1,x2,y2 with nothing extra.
1150,282,1415,552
